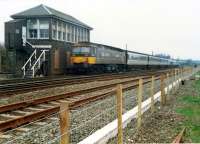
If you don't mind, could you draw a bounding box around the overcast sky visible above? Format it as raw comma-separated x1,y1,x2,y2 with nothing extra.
0,0,200,60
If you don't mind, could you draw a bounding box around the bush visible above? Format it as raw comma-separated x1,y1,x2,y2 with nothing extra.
0,47,8,72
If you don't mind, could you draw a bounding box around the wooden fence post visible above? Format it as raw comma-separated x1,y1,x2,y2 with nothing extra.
160,74,166,106
171,70,174,92
166,73,169,97
137,79,143,129
181,68,183,81
176,69,179,88
174,69,177,92
59,102,70,144
150,76,155,113
180,68,181,83
178,69,181,86
177,69,179,89
116,84,123,144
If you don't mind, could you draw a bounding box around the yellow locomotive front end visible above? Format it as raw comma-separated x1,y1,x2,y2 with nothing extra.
71,44,96,72
71,56,96,64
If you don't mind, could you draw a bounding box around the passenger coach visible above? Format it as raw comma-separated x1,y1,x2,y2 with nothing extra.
70,42,179,73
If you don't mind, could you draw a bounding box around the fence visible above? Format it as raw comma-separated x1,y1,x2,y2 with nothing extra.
2,67,199,144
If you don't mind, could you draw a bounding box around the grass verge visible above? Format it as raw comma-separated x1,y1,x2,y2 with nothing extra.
175,79,200,142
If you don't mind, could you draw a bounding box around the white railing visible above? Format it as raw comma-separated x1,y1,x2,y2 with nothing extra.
21,49,37,76
31,50,49,78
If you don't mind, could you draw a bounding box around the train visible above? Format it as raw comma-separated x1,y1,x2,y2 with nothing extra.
70,42,179,73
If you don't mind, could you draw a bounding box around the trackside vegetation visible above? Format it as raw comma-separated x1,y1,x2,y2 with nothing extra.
176,78,200,142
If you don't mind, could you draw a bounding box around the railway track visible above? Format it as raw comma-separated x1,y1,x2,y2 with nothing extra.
0,68,177,143
0,69,169,97
0,73,136,97
0,70,170,133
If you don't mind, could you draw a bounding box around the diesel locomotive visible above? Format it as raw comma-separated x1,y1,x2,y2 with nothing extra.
70,42,178,72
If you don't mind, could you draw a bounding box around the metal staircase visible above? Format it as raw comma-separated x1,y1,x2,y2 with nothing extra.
22,49,49,78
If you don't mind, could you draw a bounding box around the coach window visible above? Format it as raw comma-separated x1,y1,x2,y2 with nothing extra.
52,20,57,40
39,20,49,39
27,19,38,39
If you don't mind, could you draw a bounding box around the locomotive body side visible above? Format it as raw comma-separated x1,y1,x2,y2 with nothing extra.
70,42,179,73
70,42,126,72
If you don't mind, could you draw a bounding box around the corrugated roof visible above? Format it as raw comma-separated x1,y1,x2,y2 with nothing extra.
11,4,92,30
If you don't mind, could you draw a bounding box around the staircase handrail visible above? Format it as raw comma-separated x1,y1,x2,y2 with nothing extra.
31,50,48,77
21,49,36,71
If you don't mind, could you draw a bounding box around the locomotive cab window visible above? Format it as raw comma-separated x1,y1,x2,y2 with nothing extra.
72,47,95,56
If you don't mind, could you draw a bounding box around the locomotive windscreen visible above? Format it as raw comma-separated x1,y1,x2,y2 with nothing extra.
73,47,90,55
72,46,95,56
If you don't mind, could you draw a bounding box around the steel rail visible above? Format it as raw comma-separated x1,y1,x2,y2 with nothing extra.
0,70,169,97
0,69,170,89
0,75,151,113
0,73,147,97
0,74,135,97
0,68,169,85
0,76,160,132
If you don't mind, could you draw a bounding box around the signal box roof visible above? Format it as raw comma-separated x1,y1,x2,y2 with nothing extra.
11,4,92,30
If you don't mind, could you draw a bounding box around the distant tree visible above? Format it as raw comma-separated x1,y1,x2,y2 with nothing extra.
0,42,4,49
0,42,7,72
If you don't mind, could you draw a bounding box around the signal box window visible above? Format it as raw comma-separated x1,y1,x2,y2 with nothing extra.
27,19,38,39
27,19,49,39
52,20,57,39
39,20,49,39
